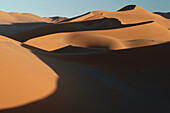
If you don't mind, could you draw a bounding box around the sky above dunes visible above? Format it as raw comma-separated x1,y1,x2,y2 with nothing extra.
0,0,169,17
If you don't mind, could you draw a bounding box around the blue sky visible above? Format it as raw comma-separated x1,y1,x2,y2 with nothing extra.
0,0,169,17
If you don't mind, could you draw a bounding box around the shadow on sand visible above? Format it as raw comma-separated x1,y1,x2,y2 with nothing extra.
0,22,52,37
8,19,154,42
0,42,170,113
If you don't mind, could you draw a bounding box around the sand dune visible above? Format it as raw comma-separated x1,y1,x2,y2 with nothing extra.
0,11,67,36
0,38,58,110
1,41,170,113
0,5,170,113
10,5,170,42
25,21,170,51
154,12,170,19
50,16,68,23
0,35,20,44
67,5,170,29
10,18,124,42
118,5,136,11
0,11,53,24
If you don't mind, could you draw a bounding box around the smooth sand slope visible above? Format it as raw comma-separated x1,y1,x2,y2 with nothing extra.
0,10,53,36
10,5,170,43
0,37,58,110
10,18,124,42
0,5,170,113
1,41,170,113
25,21,170,51
0,11,53,24
68,5,170,29
0,11,67,36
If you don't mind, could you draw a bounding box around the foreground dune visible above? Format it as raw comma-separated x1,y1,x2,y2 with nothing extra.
0,38,58,110
0,4,170,113
1,41,170,113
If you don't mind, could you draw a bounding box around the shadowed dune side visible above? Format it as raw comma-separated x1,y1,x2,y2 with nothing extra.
10,19,154,42
9,18,123,42
24,21,170,51
0,42,170,113
25,33,126,51
0,22,52,36
154,12,170,19
0,5,170,113
64,34,125,50
50,16,68,23
0,40,58,110
117,5,136,11
0,11,67,36
51,45,109,53
62,12,92,22
123,39,161,48
9,5,170,42
66,5,170,29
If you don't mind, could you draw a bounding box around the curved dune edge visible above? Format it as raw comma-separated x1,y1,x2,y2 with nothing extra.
0,4,170,112
1,41,169,113
117,5,137,11
68,5,170,29
24,33,126,51
0,10,53,24
0,35,20,45
10,5,170,42
0,40,58,110
24,22,170,51
64,33,126,50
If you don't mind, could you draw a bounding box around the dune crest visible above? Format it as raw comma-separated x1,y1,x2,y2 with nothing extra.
24,21,170,51
0,5,170,113
118,5,137,11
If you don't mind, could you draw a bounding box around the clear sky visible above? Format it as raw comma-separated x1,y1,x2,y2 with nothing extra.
0,0,169,17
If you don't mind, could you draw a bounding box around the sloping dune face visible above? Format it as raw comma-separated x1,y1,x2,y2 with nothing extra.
25,21,170,51
10,18,123,42
11,5,170,49
67,5,170,29
64,34,125,49
0,5,170,113
154,12,170,19
0,38,58,110
0,11,67,36
25,33,125,51
0,11,53,24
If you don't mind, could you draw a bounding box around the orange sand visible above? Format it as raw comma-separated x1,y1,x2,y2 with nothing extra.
0,5,170,113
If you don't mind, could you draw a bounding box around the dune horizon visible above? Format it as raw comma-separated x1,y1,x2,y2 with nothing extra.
0,4,169,113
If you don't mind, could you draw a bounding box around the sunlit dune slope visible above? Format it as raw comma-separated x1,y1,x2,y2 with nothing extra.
0,38,58,110
10,5,170,43
0,11,53,24
68,5,170,29
25,21,170,51
0,4,170,113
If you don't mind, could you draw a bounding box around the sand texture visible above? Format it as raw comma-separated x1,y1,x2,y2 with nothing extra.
0,5,170,113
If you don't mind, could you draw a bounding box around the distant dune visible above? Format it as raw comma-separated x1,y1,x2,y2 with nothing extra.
154,12,170,19
0,5,170,113
0,11,67,36
10,5,170,43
